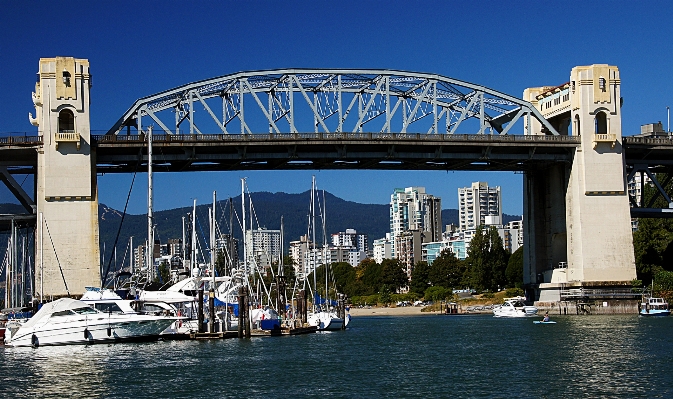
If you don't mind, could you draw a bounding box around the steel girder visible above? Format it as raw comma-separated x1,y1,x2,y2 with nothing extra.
106,69,559,137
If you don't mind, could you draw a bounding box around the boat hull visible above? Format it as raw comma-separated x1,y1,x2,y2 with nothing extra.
639,310,671,317
5,316,176,347
307,312,344,331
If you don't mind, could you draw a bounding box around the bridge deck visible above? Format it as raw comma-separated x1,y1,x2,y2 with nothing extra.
92,133,579,172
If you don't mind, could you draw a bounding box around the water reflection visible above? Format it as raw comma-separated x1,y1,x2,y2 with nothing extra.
1,315,673,398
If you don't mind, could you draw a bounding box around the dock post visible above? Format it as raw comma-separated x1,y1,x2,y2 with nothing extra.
198,289,204,333
244,286,251,338
237,286,244,338
208,288,215,333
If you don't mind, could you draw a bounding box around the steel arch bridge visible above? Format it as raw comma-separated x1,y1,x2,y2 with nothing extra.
107,69,560,137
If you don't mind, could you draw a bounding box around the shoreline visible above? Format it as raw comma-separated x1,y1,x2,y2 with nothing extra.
349,306,440,317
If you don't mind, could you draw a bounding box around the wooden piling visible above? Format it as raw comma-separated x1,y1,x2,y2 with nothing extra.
208,288,215,333
197,289,204,333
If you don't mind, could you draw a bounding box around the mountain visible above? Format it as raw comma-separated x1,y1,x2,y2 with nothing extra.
97,191,392,266
2,194,522,268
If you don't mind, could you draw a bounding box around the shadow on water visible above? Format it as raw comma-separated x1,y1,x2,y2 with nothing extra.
2,315,672,398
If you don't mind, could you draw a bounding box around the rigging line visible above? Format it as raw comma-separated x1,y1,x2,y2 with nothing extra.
43,216,70,297
101,163,140,288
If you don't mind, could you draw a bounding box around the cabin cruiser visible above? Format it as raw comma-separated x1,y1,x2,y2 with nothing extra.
639,297,671,316
4,298,177,347
492,298,538,318
81,287,200,334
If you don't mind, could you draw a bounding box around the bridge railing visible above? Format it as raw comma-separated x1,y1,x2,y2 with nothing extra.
623,136,673,146
560,288,642,300
0,135,43,145
92,132,581,144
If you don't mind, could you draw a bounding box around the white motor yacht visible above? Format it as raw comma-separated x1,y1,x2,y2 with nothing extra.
4,298,177,347
492,298,538,318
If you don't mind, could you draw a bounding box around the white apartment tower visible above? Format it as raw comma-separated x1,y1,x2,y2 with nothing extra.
390,187,442,259
458,182,502,231
245,228,281,270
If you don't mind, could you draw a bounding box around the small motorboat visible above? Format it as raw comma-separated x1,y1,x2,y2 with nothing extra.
493,298,538,318
4,298,177,347
639,297,671,317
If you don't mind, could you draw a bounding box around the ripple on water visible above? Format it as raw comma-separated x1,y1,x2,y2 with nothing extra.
2,315,672,398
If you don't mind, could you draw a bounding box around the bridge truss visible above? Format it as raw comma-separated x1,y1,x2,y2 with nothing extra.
107,69,559,137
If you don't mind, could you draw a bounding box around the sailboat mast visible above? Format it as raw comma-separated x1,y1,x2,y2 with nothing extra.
147,125,154,282
212,191,217,287
241,178,248,283
191,199,197,273
40,212,43,302
279,216,284,277
311,176,317,312
323,189,328,307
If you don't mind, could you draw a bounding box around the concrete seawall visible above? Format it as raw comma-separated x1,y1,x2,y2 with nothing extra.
535,300,640,315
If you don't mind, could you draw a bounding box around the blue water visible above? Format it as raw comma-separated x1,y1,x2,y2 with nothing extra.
2,314,672,398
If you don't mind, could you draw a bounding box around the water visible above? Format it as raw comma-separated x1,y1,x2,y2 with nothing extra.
2,314,672,398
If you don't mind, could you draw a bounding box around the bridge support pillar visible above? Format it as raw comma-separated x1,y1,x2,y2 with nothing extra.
32,57,100,299
524,65,636,301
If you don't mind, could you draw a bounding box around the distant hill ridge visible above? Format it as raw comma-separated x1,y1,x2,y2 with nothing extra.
1,192,521,256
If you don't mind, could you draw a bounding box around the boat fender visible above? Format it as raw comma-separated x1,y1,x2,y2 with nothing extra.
84,328,89,340
107,326,112,337
31,334,39,348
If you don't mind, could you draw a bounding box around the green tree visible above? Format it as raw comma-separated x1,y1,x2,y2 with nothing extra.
379,285,392,305
429,249,465,289
331,262,356,294
214,249,227,277
357,258,382,295
424,286,451,302
156,260,170,284
381,258,408,293
653,268,673,303
505,246,524,288
465,226,490,291
409,261,430,296
488,227,509,290
465,226,509,292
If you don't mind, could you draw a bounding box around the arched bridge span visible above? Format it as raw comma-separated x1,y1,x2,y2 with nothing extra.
107,69,560,137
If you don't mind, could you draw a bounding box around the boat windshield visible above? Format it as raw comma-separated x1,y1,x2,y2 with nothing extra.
72,307,99,315
94,303,123,313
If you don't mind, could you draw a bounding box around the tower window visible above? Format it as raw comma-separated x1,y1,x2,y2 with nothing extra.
62,70,71,87
572,81,575,93
58,109,75,132
599,77,606,92
595,111,607,134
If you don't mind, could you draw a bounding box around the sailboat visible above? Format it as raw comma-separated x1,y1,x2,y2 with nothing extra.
305,177,347,331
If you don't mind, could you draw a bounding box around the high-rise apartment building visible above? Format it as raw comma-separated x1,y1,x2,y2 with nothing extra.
389,187,442,258
458,182,502,231
245,228,281,271
331,228,368,267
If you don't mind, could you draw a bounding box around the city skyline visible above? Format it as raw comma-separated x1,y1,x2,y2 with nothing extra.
2,2,673,216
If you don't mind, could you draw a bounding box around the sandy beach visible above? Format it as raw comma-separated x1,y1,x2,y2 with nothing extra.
349,306,439,316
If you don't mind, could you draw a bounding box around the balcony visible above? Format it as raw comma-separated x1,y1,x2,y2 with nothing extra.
55,131,81,150
592,133,616,149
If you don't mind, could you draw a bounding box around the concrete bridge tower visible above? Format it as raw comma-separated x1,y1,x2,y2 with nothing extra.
31,57,100,298
523,64,636,301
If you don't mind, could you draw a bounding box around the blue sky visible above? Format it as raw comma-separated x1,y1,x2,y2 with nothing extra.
2,1,673,215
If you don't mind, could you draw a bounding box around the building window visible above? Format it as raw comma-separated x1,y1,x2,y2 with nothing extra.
572,81,575,93
58,109,75,133
599,77,606,92
574,115,580,136
595,111,607,134
62,70,71,87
